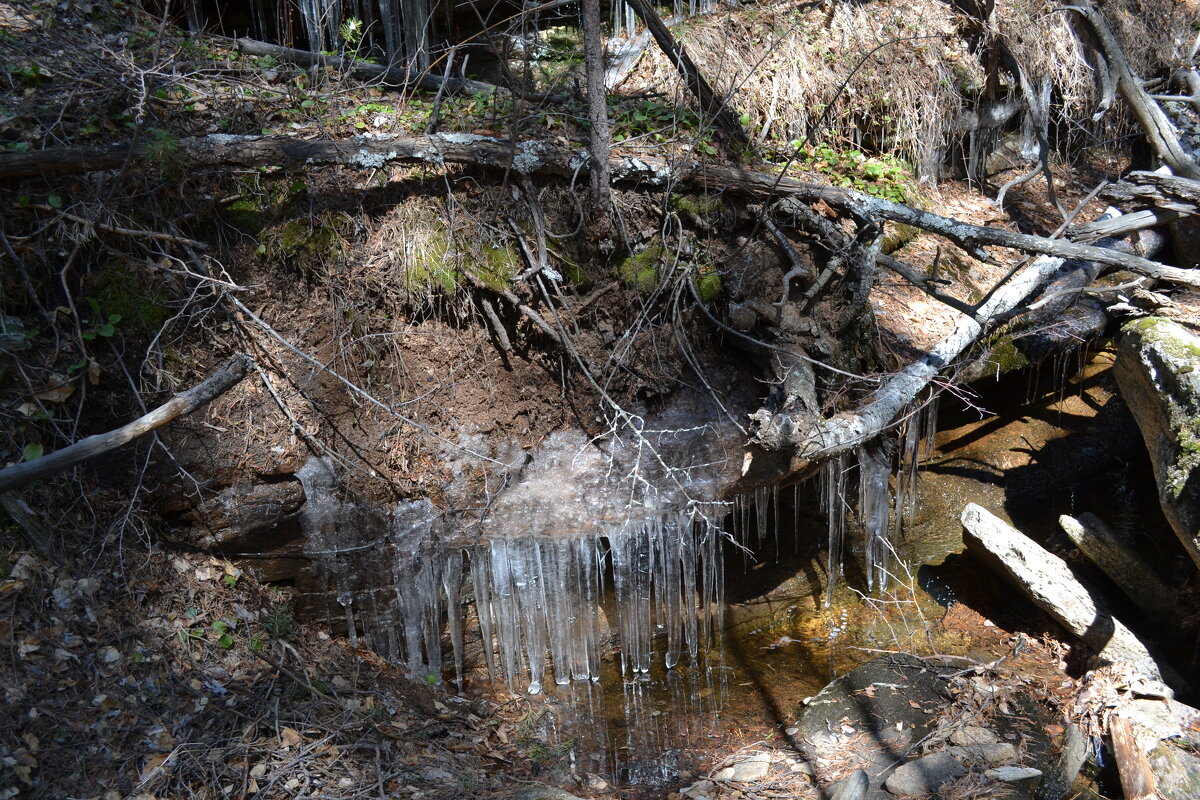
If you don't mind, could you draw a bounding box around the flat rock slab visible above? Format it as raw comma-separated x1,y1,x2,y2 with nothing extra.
884,751,967,795
795,653,953,791
713,753,772,782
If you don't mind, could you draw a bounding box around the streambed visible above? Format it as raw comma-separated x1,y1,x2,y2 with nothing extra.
291,349,1176,791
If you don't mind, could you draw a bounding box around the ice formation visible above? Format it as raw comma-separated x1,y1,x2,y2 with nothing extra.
294,390,938,783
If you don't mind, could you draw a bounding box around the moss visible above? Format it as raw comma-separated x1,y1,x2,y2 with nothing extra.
882,222,920,255
979,336,1030,376
618,244,669,292
402,228,459,294
692,269,722,303
265,215,348,275
670,193,723,220
84,265,170,331
222,196,271,232
467,244,518,292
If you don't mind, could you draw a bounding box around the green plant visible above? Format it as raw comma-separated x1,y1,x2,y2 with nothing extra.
339,17,364,47
263,607,294,639
692,268,722,303
81,297,122,341
210,621,235,649
617,244,671,292
789,140,917,203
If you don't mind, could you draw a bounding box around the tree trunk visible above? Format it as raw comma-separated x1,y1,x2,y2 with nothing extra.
621,0,750,152
580,0,612,238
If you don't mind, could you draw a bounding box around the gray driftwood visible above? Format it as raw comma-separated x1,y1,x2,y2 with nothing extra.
960,503,1166,685
0,354,251,494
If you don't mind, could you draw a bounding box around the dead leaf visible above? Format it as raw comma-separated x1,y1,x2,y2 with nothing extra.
812,199,837,218
279,726,303,749
35,374,74,403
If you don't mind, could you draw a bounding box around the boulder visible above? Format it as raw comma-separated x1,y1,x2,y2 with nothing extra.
1113,317,1200,570
1148,732,1200,800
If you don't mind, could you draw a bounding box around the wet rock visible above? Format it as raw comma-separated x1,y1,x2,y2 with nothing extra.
883,752,967,795
1114,316,1200,570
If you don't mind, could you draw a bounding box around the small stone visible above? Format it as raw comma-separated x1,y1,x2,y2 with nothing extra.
713,767,735,781
950,726,999,746
790,761,815,775
884,752,968,795
726,755,771,782
985,766,1043,781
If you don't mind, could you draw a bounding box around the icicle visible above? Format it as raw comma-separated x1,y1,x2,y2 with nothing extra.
822,454,848,607
511,537,548,694
488,539,522,693
543,538,573,686
858,445,892,592
337,591,357,647
442,550,465,688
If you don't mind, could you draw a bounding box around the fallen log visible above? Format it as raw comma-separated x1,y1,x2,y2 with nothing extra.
2,133,1192,285
960,503,1168,685
1110,714,1159,800
0,354,251,494
1059,513,1181,622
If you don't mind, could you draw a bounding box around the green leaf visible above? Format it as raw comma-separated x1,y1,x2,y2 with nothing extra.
218,633,235,649
301,99,315,110
131,651,146,663
185,607,200,619
96,323,115,337
22,443,44,462
66,358,87,375
107,314,122,325
211,621,230,634
248,637,264,652
47,194,63,209
739,113,751,127
17,194,31,207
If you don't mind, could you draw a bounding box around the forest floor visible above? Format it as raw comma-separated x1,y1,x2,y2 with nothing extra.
3,0,1197,798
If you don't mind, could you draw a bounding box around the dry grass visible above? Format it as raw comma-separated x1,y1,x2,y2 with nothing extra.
622,0,1200,179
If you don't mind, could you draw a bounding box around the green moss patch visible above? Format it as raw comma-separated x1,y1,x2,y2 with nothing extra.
618,244,671,293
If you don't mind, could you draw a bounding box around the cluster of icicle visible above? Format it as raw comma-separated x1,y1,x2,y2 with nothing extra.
298,454,725,695
818,395,939,605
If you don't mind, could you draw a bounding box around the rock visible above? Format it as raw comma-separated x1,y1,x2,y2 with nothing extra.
1113,317,1200,570
795,653,951,785
511,785,588,800
714,754,771,782
1036,723,1088,800
987,766,1044,781
1059,512,1180,621
883,752,967,795
180,479,305,549
950,725,999,746
947,742,1017,765
1148,733,1200,800
830,769,869,800
681,779,715,798
961,503,1166,684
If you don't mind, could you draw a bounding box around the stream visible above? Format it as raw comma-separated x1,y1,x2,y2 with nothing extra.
293,347,1177,789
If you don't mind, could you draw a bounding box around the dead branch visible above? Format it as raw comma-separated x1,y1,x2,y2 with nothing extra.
1067,2,1200,180
0,354,251,494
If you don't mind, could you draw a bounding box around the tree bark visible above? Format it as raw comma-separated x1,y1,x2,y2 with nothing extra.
0,354,251,494
621,0,751,151
580,0,612,237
